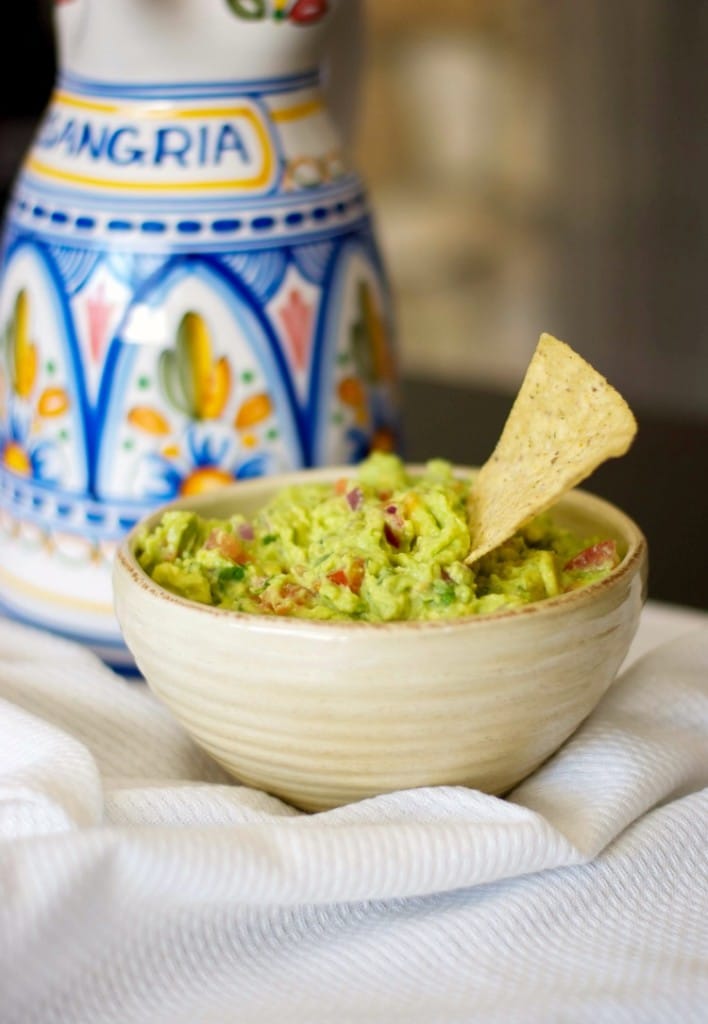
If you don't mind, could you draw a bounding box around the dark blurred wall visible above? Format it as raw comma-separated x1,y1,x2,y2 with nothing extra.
548,0,708,419
0,1,54,202
0,1,54,117
359,0,707,421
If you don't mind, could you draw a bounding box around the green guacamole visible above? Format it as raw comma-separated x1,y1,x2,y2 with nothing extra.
134,453,620,621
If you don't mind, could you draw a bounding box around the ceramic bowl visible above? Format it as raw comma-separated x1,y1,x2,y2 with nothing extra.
113,467,648,812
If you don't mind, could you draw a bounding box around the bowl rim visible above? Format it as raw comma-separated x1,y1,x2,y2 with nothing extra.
114,464,648,636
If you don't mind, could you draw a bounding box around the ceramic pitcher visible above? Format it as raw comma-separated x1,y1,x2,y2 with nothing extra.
0,0,399,667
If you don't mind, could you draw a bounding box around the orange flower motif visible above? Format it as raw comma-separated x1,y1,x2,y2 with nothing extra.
180,466,234,496
2,441,32,476
38,387,70,418
235,392,272,430
337,376,366,408
128,406,171,435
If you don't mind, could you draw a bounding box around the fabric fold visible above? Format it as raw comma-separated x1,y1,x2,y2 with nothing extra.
510,630,708,856
0,699,102,837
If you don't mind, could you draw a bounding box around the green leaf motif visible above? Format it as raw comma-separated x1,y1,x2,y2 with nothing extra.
175,314,200,417
225,0,266,19
158,311,218,420
158,348,192,418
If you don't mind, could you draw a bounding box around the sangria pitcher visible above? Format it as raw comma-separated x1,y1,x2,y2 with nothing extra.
0,0,399,667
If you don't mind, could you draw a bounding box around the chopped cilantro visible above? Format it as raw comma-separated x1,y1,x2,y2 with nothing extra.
434,582,457,606
218,565,245,583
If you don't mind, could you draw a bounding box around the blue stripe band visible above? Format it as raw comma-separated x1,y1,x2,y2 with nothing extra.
58,69,321,101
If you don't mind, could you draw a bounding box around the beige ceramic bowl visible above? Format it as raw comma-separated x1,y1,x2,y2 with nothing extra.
113,467,647,812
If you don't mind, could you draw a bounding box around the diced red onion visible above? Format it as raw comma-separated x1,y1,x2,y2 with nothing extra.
346,487,363,511
238,523,255,541
384,523,400,548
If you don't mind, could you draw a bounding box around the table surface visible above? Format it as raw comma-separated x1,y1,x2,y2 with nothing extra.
401,376,708,611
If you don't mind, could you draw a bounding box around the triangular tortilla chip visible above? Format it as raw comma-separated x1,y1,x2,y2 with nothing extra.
466,333,637,564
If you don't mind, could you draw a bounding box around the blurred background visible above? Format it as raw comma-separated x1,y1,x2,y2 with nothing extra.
0,0,706,605
356,0,707,419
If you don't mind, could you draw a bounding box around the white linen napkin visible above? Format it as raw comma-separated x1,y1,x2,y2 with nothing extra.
1,603,706,1024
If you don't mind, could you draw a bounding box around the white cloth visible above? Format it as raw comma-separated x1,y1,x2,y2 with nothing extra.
1,602,707,1024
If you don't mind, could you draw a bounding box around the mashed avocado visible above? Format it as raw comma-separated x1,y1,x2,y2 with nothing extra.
134,453,620,621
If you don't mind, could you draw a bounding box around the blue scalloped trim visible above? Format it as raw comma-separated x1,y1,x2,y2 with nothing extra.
0,469,150,540
11,193,367,241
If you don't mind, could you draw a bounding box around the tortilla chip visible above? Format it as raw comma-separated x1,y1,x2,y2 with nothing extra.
466,333,637,564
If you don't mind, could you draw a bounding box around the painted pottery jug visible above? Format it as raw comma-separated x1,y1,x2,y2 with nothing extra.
0,0,399,667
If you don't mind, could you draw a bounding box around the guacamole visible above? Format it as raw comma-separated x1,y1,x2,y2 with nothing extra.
134,453,620,621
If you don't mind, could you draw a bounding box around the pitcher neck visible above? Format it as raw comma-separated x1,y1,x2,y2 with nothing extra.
54,0,336,92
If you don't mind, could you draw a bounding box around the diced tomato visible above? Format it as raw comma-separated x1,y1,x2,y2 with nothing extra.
327,569,349,588
334,478,349,495
260,582,312,615
204,529,249,564
281,582,310,603
326,558,365,594
564,540,618,573
349,558,365,595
